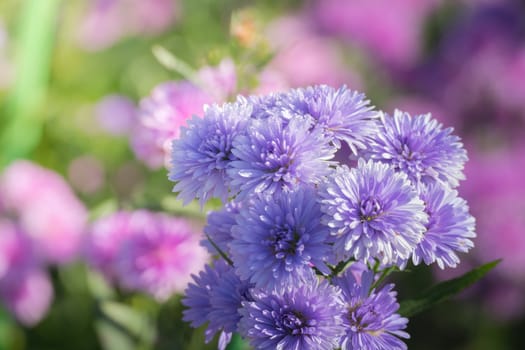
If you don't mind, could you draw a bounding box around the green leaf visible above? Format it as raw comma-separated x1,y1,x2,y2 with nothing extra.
399,260,500,318
99,301,154,340
226,333,250,350
96,319,137,350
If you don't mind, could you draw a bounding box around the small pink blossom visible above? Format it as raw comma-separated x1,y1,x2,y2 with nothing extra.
131,59,237,169
0,219,53,326
0,161,88,264
87,210,209,301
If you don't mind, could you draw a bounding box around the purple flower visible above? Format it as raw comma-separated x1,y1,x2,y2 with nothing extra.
279,85,379,153
114,211,209,301
202,201,242,256
228,115,335,198
182,260,230,338
412,183,476,269
169,100,252,206
183,259,253,348
319,159,427,266
361,110,468,189
230,188,331,289
238,276,345,350
333,268,409,350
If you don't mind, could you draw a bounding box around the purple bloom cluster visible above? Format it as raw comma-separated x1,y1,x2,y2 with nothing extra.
173,85,476,349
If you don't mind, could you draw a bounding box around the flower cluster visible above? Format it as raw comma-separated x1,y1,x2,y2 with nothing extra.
173,85,476,350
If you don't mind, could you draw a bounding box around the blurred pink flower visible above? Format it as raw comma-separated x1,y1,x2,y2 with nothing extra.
86,210,209,301
0,219,53,326
1,269,53,326
77,0,179,51
461,145,525,282
266,15,362,89
311,0,441,68
131,59,237,169
0,161,88,264
84,211,135,281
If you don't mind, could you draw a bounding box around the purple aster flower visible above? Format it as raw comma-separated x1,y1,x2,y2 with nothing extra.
412,183,476,269
360,110,468,189
202,201,242,256
238,276,345,350
279,85,379,153
208,266,255,339
319,159,427,266
169,100,252,206
183,259,253,348
333,268,409,350
114,211,209,301
228,115,335,198
230,188,331,289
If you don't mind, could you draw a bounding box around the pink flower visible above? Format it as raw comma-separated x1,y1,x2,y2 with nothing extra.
461,145,525,282
0,219,53,326
131,59,236,169
84,211,136,281
0,161,88,264
311,0,441,68
266,15,362,89
77,0,179,51
87,211,209,301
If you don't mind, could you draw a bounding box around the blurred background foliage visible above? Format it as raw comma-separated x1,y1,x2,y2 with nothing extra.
0,0,525,349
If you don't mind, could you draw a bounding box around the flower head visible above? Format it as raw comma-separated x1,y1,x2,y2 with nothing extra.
228,115,335,198
0,219,52,326
334,268,409,350
183,259,253,347
412,183,476,269
279,85,379,153
202,201,242,256
114,211,208,301
84,211,135,280
319,159,427,266
239,276,345,350
360,110,468,189
0,160,87,264
169,100,252,205
230,188,331,289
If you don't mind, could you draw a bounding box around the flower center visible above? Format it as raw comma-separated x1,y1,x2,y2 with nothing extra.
359,197,383,222
267,225,304,258
279,311,307,335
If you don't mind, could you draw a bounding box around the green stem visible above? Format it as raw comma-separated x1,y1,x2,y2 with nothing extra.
0,0,60,167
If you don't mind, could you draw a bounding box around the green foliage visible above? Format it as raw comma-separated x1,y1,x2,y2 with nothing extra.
399,260,501,318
